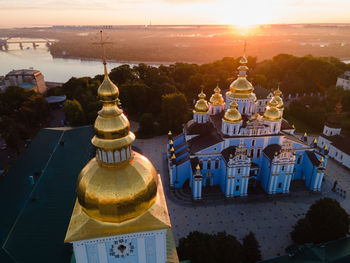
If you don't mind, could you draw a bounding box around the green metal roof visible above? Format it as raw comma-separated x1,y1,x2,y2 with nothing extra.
1,126,94,263
260,237,350,263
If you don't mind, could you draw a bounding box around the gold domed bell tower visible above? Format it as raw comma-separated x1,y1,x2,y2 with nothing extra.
263,96,282,134
209,83,225,115
193,86,209,123
225,42,257,116
65,31,178,263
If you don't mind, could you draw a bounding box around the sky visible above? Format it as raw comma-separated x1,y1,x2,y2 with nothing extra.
0,0,350,27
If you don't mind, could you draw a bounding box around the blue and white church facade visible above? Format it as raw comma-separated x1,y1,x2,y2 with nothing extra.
167,56,327,200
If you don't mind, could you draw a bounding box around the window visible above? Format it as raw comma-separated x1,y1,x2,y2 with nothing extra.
335,152,338,157
278,183,282,188
250,149,254,157
282,166,285,171
199,160,203,169
208,159,211,169
226,126,229,134
257,148,261,158
236,185,239,191
252,139,255,146
243,106,246,114
297,155,302,164
215,159,219,169
238,168,241,174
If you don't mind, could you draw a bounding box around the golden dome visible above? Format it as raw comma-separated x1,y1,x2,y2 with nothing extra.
76,62,158,224
263,98,281,121
209,84,224,105
228,55,255,99
273,87,284,110
77,152,157,223
194,88,209,113
223,100,242,123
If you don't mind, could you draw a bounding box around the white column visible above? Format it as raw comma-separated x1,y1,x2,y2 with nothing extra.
137,238,146,263
156,231,167,263
73,243,88,263
268,165,275,194
273,165,279,193
198,179,202,199
97,243,108,263
226,176,230,197
317,172,324,190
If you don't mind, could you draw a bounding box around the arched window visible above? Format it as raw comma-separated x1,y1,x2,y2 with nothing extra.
199,159,203,169
242,106,246,114
250,149,254,157
297,155,302,164
215,159,219,169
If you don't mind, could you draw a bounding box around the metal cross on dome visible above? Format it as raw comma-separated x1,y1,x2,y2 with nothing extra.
92,30,113,67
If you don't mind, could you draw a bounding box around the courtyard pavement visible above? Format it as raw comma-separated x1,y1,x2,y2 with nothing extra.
132,132,350,260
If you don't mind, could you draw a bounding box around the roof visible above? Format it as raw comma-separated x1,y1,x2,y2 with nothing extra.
281,119,293,130
188,129,223,153
45,95,67,104
321,134,350,155
221,146,236,162
6,69,41,76
263,144,281,161
185,120,215,135
254,86,272,99
306,151,321,166
260,237,350,263
1,126,94,263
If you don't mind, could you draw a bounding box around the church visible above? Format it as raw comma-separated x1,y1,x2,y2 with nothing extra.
167,55,328,200
64,36,179,262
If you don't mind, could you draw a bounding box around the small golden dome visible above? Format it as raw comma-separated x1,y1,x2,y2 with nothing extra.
98,66,119,102
263,98,281,121
209,84,224,105
273,87,284,110
77,152,158,223
223,100,242,123
194,88,209,113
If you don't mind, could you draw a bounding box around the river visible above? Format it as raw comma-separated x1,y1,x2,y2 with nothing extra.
0,41,136,83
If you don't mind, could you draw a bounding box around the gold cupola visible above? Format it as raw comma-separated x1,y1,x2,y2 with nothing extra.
194,87,209,113
227,56,256,101
209,84,225,105
273,86,284,110
223,99,242,123
263,97,282,121
74,62,158,224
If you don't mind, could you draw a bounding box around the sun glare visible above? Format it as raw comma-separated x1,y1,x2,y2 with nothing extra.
219,0,273,29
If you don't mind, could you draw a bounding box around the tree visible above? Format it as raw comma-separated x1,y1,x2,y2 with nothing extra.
137,113,155,137
177,231,244,263
160,93,189,133
291,198,349,244
63,99,86,126
242,232,262,263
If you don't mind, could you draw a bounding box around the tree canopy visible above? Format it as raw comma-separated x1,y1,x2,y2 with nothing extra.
291,198,349,244
177,231,261,263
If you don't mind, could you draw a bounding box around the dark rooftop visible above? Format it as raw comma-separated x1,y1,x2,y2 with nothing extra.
260,237,350,263
254,86,272,99
221,146,236,162
321,134,350,155
1,126,94,263
263,144,282,161
306,151,321,166
188,129,223,154
185,120,215,135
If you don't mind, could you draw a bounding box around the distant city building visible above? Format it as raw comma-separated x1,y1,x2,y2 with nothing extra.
336,71,350,90
317,102,350,169
3,69,46,93
167,55,327,200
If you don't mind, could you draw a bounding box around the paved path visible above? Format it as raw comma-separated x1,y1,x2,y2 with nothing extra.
133,133,350,260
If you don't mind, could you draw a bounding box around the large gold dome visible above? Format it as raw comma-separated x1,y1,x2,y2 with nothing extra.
230,77,254,94
223,100,242,123
263,98,281,121
77,152,158,223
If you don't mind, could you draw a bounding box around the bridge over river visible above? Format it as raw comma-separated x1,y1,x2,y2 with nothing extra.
0,37,56,51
